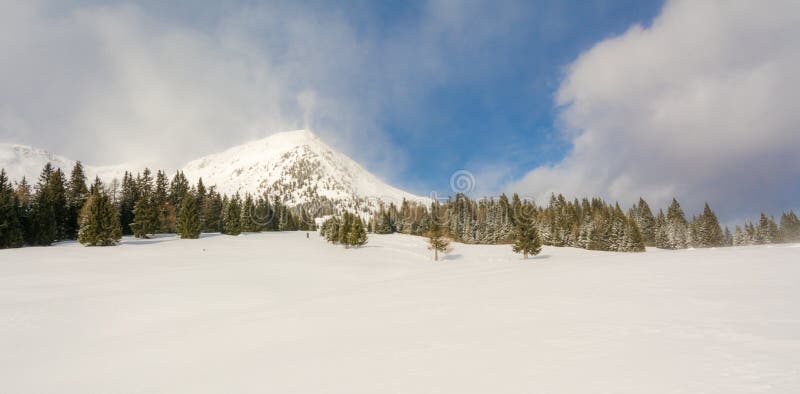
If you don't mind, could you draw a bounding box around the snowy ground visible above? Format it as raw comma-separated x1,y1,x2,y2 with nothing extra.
1,232,799,393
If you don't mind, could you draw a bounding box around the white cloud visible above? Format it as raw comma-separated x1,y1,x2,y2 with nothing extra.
0,0,529,192
508,0,800,219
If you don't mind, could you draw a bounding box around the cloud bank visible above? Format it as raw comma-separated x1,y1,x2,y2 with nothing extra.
0,0,519,180
509,0,800,220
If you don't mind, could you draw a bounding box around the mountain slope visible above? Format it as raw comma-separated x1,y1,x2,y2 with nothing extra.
0,143,141,183
182,130,426,210
1,130,427,212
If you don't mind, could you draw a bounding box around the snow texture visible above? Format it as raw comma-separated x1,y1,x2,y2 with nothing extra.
1,232,798,393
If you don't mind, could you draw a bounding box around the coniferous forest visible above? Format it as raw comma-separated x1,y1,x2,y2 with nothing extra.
2,162,800,251
0,163,315,248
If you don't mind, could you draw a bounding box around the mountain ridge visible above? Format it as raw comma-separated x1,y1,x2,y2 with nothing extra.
0,130,428,211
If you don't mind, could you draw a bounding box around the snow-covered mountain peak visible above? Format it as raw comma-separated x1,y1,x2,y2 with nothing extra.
182,129,428,210
1,130,428,212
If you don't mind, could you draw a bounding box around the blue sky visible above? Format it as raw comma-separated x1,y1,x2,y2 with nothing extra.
2,0,799,221
359,1,666,194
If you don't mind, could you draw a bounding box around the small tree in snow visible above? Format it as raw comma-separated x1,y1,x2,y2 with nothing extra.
512,217,542,259
427,222,452,261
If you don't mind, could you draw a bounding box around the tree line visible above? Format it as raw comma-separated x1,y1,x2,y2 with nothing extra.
0,163,315,248
367,193,800,253
3,162,799,252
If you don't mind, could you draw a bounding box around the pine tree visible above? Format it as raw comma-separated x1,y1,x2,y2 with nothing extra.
29,163,58,245
629,197,656,246
665,198,689,249
347,215,368,247
65,162,89,239
78,188,122,246
694,203,724,247
118,172,138,235
130,169,158,238
240,194,257,232
755,213,779,244
427,221,452,261
15,177,33,245
654,209,668,248
223,194,242,235
202,188,224,233
154,170,174,233
169,171,190,208
0,169,25,248
623,217,646,252
779,211,800,243
733,225,747,246
176,194,202,239
511,216,542,259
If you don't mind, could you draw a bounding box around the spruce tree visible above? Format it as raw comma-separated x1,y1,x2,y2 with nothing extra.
723,226,733,246
665,198,689,249
755,213,779,244
427,221,451,261
223,194,242,235
202,188,224,232
177,194,202,239
347,215,368,247
512,216,542,259
30,163,58,245
130,170,158,238
154,170,173,232
118,172,138,235
694,203,724,247
78,189,122,246
65,162,89,239
0,169,25,248
629,197,656,246
15,177,33,245
779,211,800,243
169,171,190,208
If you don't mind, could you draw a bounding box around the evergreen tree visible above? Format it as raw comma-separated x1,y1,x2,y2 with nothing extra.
177,194,202,239
14,177,33,245
154,170,174,233
755,213,779,244
733,225,748,246
130,169,158,238
665,198,689,249
169,171,190,208
29,163,59,245
78,188,122,246
0,169,25,248
629,197,656,246
240,194,257,232
623,217,646,252
779,211,800,243
427,221,452,261
118,172,138,235
202,188,224,232
65,162,89,239
222,194,242,235
693,203,724,247
723,226,733,246
346,214,368,247
511,216,542,259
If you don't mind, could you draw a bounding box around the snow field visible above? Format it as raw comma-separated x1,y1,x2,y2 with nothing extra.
1,232,798,393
